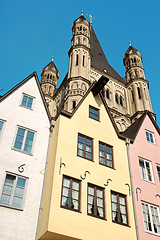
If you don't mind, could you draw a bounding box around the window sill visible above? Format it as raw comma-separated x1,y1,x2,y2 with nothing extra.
88,213,106,221
145,230,160,237
0,202,23,211
77,154,93,162
61,205,81,213
99,162,115,170
19,105,33,111
112,220,130,227
12,148,33,156
141,178,155,184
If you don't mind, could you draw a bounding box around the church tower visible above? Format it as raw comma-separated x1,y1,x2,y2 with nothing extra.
41,59,59,113
64,14,91,112
123,44,153,122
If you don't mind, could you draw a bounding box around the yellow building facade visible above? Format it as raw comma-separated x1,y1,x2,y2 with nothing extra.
39,78,138,240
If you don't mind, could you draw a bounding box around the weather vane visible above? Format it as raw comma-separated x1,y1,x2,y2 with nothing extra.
129,41,132,46
52,56,54,61
87,14,95,25
81,11,84,16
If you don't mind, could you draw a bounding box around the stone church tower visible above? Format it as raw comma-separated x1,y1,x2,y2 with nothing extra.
124,45,152,122
40,14,154,131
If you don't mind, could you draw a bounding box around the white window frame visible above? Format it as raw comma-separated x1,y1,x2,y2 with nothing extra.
141,201,160,236
0,172,28,210
156,164,160,183
139,157,154,183
0,119,6,141
145,130,155,144
12,126,36,155
20,93,35,110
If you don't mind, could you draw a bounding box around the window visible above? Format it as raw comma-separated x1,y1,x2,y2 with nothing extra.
156,165,160,183
21,94,33,109
106,89,110,99
120,96,123,106
88,184,105,219
72,100,76,110
76,54,79,65
142,202,160,235
137,87,141,99
131,90,134,102
89,106,99,121
111,191,128,225
0,173,27,209
0,120,4,137
13,127,35,154
139,158,154,183
115,94,119,104
77,134,93,160
99,142,113,168
146,130,155,144
61,176,80,211
82,55,85,66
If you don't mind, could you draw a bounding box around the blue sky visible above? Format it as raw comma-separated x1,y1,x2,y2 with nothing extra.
1,0,160,124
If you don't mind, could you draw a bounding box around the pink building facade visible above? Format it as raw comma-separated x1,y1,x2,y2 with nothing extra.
122,112,160,240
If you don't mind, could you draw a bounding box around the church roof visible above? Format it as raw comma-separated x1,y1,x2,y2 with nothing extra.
125,46,139,55
43,60,58,73
74,15,87,23
90,27,125,83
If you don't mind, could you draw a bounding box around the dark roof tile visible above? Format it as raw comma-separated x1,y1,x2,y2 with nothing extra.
90,27,125,83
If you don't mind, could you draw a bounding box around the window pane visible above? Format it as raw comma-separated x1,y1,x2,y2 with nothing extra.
17,178,26,188
14,128,25,150
1,194,10,204
14,187,24,197
139,160,146,179
72,181,79,191
12,196,23,208
0,121,4,132
63,178,70,187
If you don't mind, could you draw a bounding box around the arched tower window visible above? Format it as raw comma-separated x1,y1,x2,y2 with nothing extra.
137,87,141,99
106,89,110,99
115,94,119,104
131,90,134,102
50,75,52,79
78,37,80,44
76,54,79,65
82,55,85,66
120,96,123,106
72,100,76,109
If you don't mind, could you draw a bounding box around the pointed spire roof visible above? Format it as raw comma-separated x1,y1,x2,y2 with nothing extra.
125,46,140,55
74,15,87,23
90,27,125,83
42,60,58,73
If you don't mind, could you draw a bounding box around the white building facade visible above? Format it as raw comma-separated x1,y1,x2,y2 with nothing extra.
0,72,51,240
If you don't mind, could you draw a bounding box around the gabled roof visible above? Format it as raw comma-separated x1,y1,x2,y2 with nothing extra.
120,111,160,141
56,76,126,141
90,27,125,83
0,72,51,121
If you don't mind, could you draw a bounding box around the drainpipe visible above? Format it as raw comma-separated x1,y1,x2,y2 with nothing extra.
35,119,56,240
125,139,140,240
